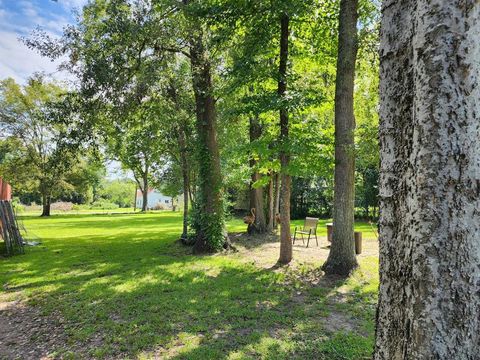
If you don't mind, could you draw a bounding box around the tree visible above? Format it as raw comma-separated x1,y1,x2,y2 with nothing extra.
374,1,480,358
277,12,292,264
0,77,78,216
322,0,359,275
248,113,267,234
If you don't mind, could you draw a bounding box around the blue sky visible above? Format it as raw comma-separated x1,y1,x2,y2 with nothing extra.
0,0,86,84
0,0,128,178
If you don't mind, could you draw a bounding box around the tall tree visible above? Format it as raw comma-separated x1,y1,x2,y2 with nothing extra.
374,1,480,358
277,12,292,264
0,77,77,216
322,0,359,275
183,5,228,252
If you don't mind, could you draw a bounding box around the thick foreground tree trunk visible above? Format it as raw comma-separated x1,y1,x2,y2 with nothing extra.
41,193,51,217
248,115,266,234
374,1,480,358
277,13,292,265
187,23,227,253
322,0,359,275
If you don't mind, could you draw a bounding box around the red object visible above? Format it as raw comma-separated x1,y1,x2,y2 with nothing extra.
0,178,12,201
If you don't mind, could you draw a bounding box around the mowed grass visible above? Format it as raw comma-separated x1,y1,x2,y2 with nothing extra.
0,212,378,359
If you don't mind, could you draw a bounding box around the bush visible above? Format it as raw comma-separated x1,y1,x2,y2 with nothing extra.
152,203,167,211
90,201,119,210
51,202,74,212
11,198,25,213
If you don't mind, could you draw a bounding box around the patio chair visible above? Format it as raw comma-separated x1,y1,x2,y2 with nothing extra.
293,217,319,247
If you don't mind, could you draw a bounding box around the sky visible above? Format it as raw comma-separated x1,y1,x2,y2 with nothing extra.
0,0,87,84
0,0,129,179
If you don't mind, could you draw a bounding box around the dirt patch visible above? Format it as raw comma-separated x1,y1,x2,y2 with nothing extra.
322,310,356,333
229,231,378,269
0,292,69,360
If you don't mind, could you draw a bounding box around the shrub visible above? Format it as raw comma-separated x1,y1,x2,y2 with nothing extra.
90,201,119,210
11,198,25,213
152,203,167,211
51,202,74,212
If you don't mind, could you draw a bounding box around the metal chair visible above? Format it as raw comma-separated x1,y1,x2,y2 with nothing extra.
293,217,319,247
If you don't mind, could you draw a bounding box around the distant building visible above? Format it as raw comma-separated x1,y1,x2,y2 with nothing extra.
0,178,12,201
135,189,180,210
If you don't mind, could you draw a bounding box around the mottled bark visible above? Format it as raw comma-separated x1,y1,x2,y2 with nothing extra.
277,13,292,265
248,115,266,234
374,0,480,358
322,0,359,275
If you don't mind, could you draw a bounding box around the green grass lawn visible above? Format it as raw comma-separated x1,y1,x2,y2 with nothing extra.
0,212,378,359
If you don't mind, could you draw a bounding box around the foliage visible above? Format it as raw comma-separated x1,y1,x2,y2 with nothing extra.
0,77,86,212
97,179,136,208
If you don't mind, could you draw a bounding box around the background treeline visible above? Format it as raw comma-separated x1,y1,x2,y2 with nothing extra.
0,0,380,250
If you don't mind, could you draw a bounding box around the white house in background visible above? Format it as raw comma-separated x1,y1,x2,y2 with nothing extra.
135,189,177,210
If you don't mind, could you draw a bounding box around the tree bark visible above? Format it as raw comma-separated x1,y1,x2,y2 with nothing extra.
141,171,148,212
187,21,227,252
248,115,266,234
274,172,281,229
266,175,274,232
277,13,292,265
41,192,51,217
322,0,359,275
179,125,189,240
374,1,480,358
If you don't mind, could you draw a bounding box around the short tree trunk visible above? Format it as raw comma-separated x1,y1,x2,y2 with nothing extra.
141,175,148,212
374,1,480,358
41,193,51,217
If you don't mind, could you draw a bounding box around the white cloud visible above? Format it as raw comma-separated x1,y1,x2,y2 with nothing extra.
0,30,68,84
0,1,79,84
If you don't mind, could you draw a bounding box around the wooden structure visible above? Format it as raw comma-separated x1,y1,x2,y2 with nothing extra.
293,217,319,247
0,200,24,255
0,178,12,201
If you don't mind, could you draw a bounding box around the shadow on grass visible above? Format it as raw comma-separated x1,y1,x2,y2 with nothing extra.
1,213,375,359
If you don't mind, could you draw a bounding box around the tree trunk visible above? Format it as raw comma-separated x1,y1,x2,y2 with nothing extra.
374,0,480,360
277,13,292,265
141,172,148,212
266,175,274,232
274,172,281,229
179,125,189,240
248,115,266,234
374,1,480,358
187,22,227,252
133,185,137,212
41,192,51,217
322,0,359,275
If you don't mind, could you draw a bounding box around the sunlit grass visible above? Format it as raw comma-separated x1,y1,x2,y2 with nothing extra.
1,212,378,359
